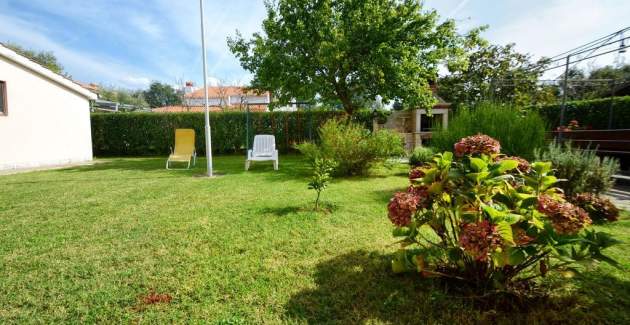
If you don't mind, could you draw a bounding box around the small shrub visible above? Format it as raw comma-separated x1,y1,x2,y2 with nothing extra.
408,147,434,167
308,158,337,210
534,142,619,197
570,193,619,222
388,134,619,292
297,119,404,176
431,101,547,159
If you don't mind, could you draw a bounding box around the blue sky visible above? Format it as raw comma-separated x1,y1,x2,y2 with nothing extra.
1,0,628,89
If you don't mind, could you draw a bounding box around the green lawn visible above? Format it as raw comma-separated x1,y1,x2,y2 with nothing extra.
0,155,629,324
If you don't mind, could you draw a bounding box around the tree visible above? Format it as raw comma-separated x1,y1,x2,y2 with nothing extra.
307,158,336,210
577,64,630,100
98,86,148,111
438,43,551,108
5,42,67,76
143,82,181,108
228,0,476,114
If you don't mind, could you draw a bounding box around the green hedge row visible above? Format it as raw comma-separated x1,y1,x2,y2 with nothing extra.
534,95,630,129
91,111,373,156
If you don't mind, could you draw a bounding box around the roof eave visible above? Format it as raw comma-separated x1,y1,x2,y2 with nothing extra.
0,44,98,100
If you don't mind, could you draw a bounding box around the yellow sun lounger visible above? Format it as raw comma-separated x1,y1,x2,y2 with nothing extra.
166,129,197,169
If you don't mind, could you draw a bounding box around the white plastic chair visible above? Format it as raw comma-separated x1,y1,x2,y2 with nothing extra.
246,135,278,170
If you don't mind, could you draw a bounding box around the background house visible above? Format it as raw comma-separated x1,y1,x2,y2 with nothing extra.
0,43,97,170
153,85,270,112
375,85,451,151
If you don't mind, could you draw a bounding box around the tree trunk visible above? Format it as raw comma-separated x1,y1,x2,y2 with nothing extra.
333,77,355,115
339,94,355,115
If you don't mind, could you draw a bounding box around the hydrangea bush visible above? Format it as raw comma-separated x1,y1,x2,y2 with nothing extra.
388,134,620,290
571,193,620,223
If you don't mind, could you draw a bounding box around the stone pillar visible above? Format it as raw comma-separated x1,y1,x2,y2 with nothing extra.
442,110,449,129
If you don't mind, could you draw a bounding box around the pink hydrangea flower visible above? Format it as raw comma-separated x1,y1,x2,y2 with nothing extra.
459,220,502,261
537,195,591,235
454,134,501,157
388,192,421,227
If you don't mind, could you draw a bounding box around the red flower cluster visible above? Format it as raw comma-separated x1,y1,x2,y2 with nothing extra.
458,220,502,261
571,193,619,222
454,134,501,157
408,167,425,181
388,192,421,227
537,195,591,235
495,155,531,173
407,185,431,208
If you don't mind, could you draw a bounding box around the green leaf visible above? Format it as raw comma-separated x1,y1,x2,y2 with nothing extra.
392,227,411,237
466,171,490,183
495,159,519,174
469,157,487,172
532,161,552,175
506,247,526,265
496,221,515,246
493,193,512,207
481,203,504,221
520,196,538,209
503,213,523,225
541,175,558,189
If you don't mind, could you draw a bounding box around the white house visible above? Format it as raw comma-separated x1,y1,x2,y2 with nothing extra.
0,43,97,171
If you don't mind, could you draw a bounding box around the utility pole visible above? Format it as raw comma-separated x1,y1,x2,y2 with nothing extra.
199,0,213,176
559,55,570,141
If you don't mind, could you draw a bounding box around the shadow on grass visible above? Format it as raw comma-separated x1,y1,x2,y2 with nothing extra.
284,251,630,324
260,202,338,217
56,155,312,182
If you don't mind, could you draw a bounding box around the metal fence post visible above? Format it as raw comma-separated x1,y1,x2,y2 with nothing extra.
608,79,616,129
558,55,571,141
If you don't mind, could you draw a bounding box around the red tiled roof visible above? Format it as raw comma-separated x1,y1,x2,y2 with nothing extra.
185,86,269,98
152,105,268,113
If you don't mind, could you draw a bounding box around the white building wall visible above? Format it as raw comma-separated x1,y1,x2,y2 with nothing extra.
0,56,93,170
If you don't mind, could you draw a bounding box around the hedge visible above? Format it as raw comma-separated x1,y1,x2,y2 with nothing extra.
91,110,373,156
534,95,630,129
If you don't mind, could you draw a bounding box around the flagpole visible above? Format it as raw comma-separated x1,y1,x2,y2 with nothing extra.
199,0,213,177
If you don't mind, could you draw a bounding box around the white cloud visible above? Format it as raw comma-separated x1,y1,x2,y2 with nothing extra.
122,76,152,88
447,0,471,18
488,0,630,77
152,0,266,77
128,15,163,39
0,13,153,89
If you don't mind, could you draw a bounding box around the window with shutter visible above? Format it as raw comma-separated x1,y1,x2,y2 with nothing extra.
0,81,6,116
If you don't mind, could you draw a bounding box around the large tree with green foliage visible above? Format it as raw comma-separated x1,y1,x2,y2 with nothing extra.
228,0,477,114
566,64,630,100
143,82,181,108
5,42,67,76
438,43,553,108
99,86,148,110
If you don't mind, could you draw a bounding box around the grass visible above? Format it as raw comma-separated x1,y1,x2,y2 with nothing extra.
0,155,629,323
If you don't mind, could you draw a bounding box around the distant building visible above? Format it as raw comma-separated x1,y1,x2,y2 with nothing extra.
152,104,268,113
375,84,451,151
0,43,97,170
187,86,270,110
152,85,271,113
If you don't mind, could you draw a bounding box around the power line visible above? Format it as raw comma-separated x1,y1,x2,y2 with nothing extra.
538,44,630,74
546,27,630,60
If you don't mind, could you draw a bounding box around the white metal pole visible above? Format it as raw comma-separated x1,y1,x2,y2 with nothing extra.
199,0,213,177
